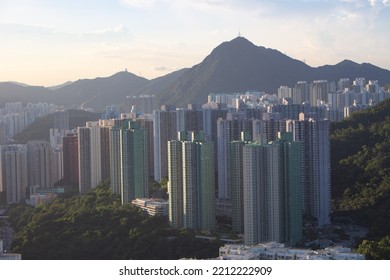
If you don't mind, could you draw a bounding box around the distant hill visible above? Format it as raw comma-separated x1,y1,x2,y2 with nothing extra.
315,59,390,83
13,109,101,143
48,81,73,90
2,37,390,110
4,81,33,87
48,71,150,111
156,37,390,106
0,82,51,106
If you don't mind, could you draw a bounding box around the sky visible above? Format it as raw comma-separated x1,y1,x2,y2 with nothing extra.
0,0,390,87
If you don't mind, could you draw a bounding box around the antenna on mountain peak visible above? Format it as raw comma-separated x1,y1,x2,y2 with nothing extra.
238,30,241,37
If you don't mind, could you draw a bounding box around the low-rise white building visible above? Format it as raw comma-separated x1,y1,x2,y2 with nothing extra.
131,198,168,216
218,242,364,260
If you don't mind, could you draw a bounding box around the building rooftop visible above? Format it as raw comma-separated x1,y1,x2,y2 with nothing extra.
131,198,169,216
218,242,364,260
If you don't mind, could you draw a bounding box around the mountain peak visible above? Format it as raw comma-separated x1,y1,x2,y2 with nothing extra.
215,36,257,52
337,59,359,67
229,36,254,45
109,70,146,80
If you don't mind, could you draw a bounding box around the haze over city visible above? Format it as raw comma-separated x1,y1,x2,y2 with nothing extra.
1,0,390,87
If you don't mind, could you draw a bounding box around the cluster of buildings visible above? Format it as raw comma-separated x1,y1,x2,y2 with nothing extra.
218,242,364,260
208,78,389,122
0,102,59,144
0,77,388,246
165,114,330,245
277,78,389,121
0,110,68,205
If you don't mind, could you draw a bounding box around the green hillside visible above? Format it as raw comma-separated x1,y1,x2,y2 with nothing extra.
13,109,101,143
331,98,390,259
7,182,222,260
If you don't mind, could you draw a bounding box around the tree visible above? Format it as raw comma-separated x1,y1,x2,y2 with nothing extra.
7,181,220,260
358,236,390,260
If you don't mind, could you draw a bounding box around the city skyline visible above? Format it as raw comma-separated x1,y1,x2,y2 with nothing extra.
1,77,389,260
1,0,390,87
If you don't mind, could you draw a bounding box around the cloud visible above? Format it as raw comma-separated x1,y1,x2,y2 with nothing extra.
82,24,132,42
194,0,226,7
88,24,130,35
0,23,56,35
368,0,389,15
120,0,157,9
340,0,367,8
370,0,378,6
0,23,76,45
184,0,260,13
368,0,390,7
340,0,390,8
154,66,173,71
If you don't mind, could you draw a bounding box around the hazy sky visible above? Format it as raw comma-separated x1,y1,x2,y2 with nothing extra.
1,0,389,86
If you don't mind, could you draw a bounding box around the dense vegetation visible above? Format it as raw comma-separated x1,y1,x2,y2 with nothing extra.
8,182,222,260
357,236,390,260
330,98,390,259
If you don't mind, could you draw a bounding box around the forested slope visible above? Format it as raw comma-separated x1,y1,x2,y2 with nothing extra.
8,183,222,260
330,99,390,259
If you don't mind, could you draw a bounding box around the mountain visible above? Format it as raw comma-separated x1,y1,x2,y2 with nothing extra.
0,82,51,106
49,71,150,110
156,37,314,106
4,81,32,87
48,81,73,91
2,37,390,109
0,71,183,111
315,59,390,83
156,37,390,106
